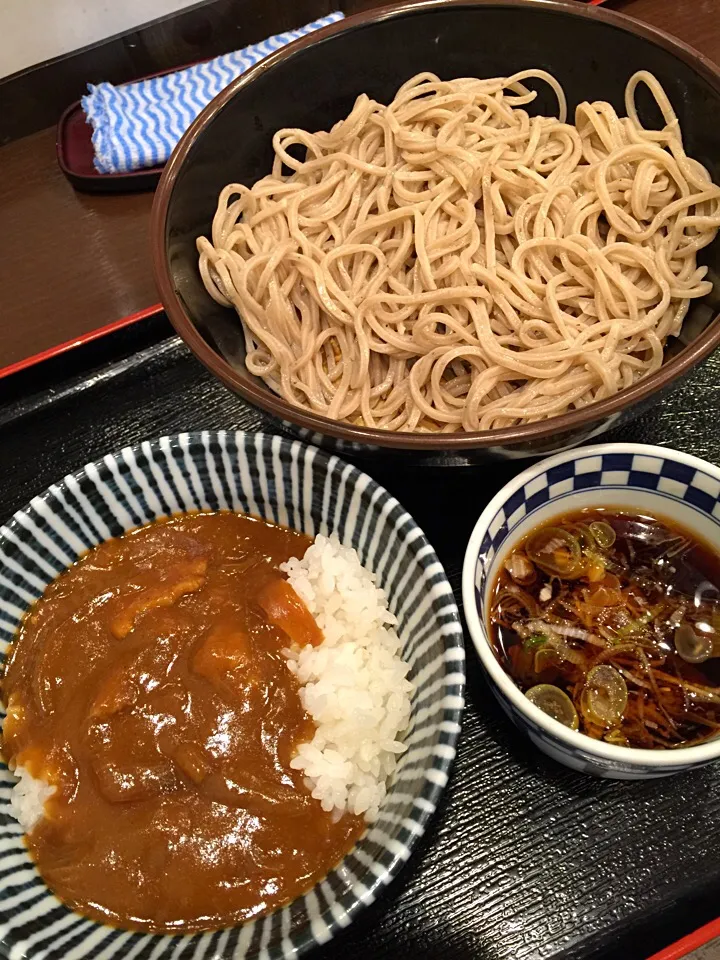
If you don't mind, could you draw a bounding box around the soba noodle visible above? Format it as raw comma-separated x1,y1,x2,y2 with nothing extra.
197,70,720,432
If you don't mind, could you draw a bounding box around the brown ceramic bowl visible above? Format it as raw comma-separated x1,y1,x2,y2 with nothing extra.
151,0,720,465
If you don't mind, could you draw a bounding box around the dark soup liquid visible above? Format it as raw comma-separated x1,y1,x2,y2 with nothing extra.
489,508,720,749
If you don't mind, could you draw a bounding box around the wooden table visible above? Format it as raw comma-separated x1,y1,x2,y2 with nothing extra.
0,0,718,371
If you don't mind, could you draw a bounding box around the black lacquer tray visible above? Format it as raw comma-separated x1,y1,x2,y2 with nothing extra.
2,317,720,960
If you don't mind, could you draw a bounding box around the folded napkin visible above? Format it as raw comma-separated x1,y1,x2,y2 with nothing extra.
82,12,344,175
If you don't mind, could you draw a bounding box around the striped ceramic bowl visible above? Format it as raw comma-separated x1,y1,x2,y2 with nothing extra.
462,442,720,780
0,431,464,959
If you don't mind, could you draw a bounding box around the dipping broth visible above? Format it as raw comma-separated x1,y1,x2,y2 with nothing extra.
1,513,363,932
489,509,720,749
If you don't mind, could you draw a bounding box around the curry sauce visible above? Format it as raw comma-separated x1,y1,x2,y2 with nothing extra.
1,513,363,932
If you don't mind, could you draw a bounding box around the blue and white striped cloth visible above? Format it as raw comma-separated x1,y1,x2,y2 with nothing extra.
82,12,344,175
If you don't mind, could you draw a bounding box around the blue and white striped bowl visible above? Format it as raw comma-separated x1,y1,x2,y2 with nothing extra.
0,431,464,958
462,442,720,780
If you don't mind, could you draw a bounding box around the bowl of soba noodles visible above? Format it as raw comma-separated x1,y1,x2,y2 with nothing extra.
462,441,720,778
151,0,720,464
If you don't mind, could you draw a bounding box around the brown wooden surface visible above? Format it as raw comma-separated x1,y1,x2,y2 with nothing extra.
0,129,159,370
0,0,719,370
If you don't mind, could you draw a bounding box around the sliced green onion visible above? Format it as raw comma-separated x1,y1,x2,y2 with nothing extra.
523,633,548,651
589,521,616,549
526,527,582,578
616,610,653,639
526,684,579,729
674,622,713,663
581,665,628,725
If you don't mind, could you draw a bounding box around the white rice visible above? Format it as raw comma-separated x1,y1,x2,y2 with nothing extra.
8,765,56,833
282,534,413,823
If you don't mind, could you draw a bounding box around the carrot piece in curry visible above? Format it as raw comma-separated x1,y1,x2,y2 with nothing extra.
192,620,253,678
257,579,323,647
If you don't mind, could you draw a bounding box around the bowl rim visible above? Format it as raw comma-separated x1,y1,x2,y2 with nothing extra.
150,0,720,451
461,440,720,767
0,430,466,957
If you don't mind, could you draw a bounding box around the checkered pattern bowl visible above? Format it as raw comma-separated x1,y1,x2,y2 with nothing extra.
462,443,720,779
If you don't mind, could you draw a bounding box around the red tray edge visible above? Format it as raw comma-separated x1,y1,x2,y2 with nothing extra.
0,304,163,381
647,919,720,960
